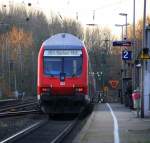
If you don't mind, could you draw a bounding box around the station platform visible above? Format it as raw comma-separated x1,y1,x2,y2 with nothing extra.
73,103,150,143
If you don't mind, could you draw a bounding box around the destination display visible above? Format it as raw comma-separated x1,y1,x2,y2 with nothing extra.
112,40,132,46
44,50,82,57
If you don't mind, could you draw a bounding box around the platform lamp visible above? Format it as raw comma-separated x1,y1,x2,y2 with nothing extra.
119,13,128,38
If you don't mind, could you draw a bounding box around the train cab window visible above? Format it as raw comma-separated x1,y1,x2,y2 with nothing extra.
64,57,82,77
44,57,62,76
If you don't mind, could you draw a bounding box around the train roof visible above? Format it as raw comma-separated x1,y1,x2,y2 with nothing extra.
42,33,84,49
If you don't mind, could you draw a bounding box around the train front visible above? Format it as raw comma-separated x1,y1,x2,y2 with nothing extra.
37,33,89,113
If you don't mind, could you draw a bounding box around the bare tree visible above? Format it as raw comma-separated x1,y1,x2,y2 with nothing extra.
0,4,84,98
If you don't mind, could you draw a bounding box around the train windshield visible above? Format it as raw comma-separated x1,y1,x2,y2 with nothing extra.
64,57,82,76
44,58,62,76
44,50,82,77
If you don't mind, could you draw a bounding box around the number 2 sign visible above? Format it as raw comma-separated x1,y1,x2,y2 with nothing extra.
122,50,132,60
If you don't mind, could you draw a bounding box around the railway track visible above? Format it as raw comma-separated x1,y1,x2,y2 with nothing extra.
0,120,47,143
0,98,36,108
0,109,40,118
0,99,19,108
0,117,77,143
0,101,38,112
0,99,40,118
0,107,88,143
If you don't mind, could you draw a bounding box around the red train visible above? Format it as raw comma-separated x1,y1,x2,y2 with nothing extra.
37,33,96,113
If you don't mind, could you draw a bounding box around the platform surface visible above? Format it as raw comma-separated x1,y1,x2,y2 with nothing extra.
73,103,150,143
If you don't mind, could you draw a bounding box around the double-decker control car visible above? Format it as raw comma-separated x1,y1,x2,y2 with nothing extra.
37,33,96,113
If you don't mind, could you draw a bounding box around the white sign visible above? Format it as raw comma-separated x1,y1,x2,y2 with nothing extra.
44,50,82,57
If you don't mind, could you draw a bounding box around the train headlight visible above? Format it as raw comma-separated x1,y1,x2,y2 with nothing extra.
75,87,84,92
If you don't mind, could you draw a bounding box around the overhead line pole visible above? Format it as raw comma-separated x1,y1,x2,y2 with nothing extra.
132,0,136,91
119,13,128,80
115,24,125,104
141,0,147,118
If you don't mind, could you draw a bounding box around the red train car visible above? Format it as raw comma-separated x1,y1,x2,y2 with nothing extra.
37,33,94,113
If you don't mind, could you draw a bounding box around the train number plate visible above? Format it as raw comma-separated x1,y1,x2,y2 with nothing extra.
60,82,65,86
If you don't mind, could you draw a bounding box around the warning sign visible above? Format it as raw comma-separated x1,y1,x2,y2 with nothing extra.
109,80,119,89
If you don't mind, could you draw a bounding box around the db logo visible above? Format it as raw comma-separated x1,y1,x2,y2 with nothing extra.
60,82,65,86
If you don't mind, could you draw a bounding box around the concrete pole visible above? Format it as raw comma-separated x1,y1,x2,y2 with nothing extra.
76,12,78,21
119,13,128,80
115,24,124,104
93,10,95,21
125,14,128,77
121,26,123,40
141,0,146,118
132,0,136,90
125,15,128,39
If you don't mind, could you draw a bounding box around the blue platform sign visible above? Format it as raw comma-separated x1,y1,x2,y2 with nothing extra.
122,50,132,60
113,40,132,46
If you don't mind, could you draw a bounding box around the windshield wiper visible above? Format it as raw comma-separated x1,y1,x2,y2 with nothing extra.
72,74,76,77
48,73,54,77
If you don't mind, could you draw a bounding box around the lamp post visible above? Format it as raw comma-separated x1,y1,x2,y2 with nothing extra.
115,24,127,104
118,13,129,105
118,13,129,77
115,24,127,40
119,13,128,39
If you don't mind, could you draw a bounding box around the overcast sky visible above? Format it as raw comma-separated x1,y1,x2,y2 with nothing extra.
0,0,150,37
